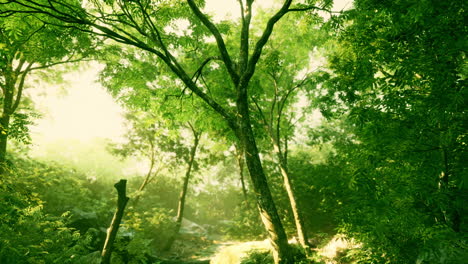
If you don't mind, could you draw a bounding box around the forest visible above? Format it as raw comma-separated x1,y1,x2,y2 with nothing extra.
0,0,466,263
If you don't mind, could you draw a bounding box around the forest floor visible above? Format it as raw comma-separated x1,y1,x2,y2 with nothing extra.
158,233,359,264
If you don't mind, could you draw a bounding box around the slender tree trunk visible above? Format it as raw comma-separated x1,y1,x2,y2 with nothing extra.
132,154,157,206
252,75,310,251
138,156,155,192
237,97,293,264
273,140,310,251
164,126,200,251
235,144,250,207
101,179,130,264
252,78,310,254
439,148,461,232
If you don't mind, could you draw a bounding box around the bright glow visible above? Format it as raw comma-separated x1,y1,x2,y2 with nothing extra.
204,0,279,22
318,234,361,261
204,0,353,22
30,64,125,143
28,0,353,168
211,240,271,264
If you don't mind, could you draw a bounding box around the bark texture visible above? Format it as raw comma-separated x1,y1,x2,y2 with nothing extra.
237,96,293,264
0,78,14,168
0,113,10,167
235,144,250,207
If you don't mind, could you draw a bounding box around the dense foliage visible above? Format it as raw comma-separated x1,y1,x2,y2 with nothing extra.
307,0,467,262
0,0,465,263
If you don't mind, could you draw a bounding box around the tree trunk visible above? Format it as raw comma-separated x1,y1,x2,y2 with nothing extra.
101,179,130,264
235,144,250,207
270,134,310,252
164,127,200,251
237,97,293,264
132,154,157,206
274,141,310,251
0,80,13,170
0,113,10,168
0,62,29,171
439,148,461,232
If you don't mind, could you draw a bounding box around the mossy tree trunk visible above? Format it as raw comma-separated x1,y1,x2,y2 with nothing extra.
236,90,293,263
235,144,250,207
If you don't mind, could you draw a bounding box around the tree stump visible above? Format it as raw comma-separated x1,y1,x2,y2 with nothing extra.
101,179,130,264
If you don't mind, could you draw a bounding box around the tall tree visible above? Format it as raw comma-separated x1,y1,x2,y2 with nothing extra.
249,13,325,250
0,12,92,168
165,122,201,251
0,1,336,262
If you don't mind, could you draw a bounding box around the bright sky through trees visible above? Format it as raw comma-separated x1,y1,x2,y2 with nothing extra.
30,0,352,145
2,0,464,262
31,65,125,142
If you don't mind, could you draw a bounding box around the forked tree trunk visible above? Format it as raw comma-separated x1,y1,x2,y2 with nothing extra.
252,77,311,252
237,98,293,264
164,125,200,251
0,63,31,172
101,179,130,264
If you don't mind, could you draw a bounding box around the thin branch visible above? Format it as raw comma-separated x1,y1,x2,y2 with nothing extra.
16,23,46,51
14,59,27,75
147,158,163,185
251,96,269,128
191,57,216,81
186,0,239,85
156,54,237,132
199,73,213,98
11,62,33,114
241,0,293,86
238,0,245,22
26,57,88,72
287,5,342,14
3,0,238,133
239,0,252,73
277,75,310,120
187,121,200,142
270,77,278,133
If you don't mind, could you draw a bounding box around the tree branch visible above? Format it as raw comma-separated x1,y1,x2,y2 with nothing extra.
191,56,217,82
287,5,342,14
186,0,239,85
3,0,239,133
241,0,293,86
11,62,33,114
239,0,252,73
26,57,88,72
251,96,269,128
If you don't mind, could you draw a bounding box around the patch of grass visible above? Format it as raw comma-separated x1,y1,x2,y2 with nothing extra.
240,249,272,264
